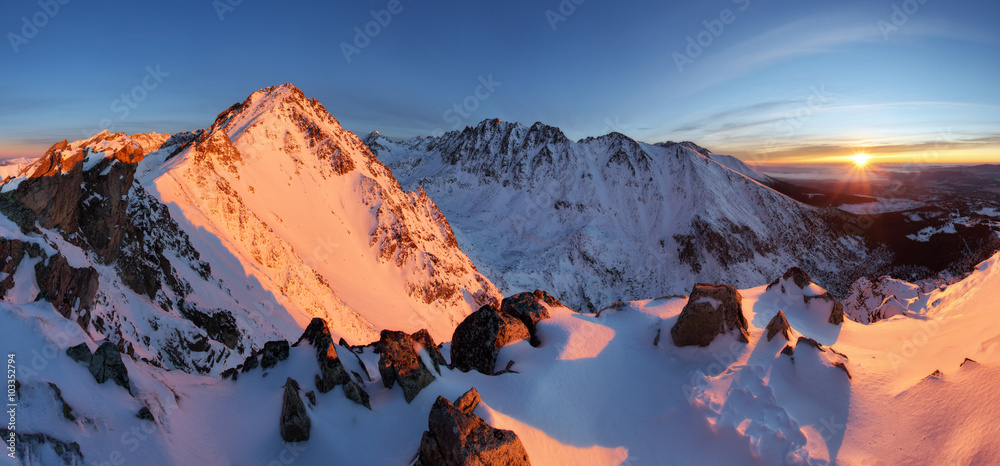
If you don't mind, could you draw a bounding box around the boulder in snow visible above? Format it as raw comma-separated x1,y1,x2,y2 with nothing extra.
416,388,531,466
280,378,310,442
500,289,564,346
260,340,289,370
451,305,530,374
670,283,749,347
88,342,130,391
378,330,443,403
66,343,93,364
765,311,792,342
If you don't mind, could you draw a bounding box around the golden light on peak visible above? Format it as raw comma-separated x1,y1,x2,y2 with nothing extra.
851,153,870,168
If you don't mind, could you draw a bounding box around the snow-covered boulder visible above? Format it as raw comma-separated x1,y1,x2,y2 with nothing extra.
843,275,922,324
670,283,749,347
766,267,845,325
451,305,530,374
416,388,531,466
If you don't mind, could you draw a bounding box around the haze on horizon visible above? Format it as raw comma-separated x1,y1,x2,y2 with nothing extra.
1,0,998,165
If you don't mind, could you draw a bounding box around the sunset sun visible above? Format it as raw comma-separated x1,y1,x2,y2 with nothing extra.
851,153,871,167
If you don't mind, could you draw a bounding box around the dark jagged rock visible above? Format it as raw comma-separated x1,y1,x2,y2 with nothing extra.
35,254,100,328
670,283,749,347
66,343,93,364
378,330,443,403
241,350,259,372
0,428,84,465
260,340,289,370
315,343,351,393
343,380,371,410
412,329,448,373
781,345,795,358
653,328,662,346
0,238,42,299
765,311,792,342
500,289,563,346
961,358,977,367
88,342,130,390
781,267,813,289
834,362,852,379
305,391,317,406
294,317,333,348
179,307,241,350
454,387,481,413
796,336,822,350
293,318,357,398
47,383,75,421
221,368,238,381
416,389,531,466
137,407,155,422
451,305,530,374
280,378,310,442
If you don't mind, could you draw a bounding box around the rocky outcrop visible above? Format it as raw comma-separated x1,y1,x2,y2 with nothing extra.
0,238,42,298
342,380,371,410
416,388,531,466
451,305,530,374
34,254,100,328
670,283,749,347
0,428,84,465
765,311,792,342
292,318,368,406
280,378,310,442
66,343,93,364
14,134,143,262
499,290,563,346
260,340,289,370
179,307,241,350
378,330,444,403
88,342,130,390
769,267,846,325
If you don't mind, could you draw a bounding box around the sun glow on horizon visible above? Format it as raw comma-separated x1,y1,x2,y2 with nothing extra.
851,153,871,168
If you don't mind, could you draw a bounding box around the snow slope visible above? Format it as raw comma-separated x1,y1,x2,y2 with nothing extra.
367,121,888,312
4,245,999,465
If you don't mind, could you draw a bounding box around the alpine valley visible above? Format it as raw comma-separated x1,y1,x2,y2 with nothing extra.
3,84,1000,465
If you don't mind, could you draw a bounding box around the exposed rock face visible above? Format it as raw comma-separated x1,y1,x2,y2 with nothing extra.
670,283,749,347
280,378,310,442
14,134,143,262
66,343,93,364
766,311,792,342
781,267,813,289
378,330,444,403
137,407,155,422
416,388,531,466
451,305,530,374
499,289,563,346
0,428,84,465
34,254,100,328
0,238,42,298
88,342,130,390
179,307,241,350
260,340,290,370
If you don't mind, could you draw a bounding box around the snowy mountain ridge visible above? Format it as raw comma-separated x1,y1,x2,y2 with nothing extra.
367,119,888,312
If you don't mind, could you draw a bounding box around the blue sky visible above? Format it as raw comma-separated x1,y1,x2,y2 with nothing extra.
1,0,998,163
